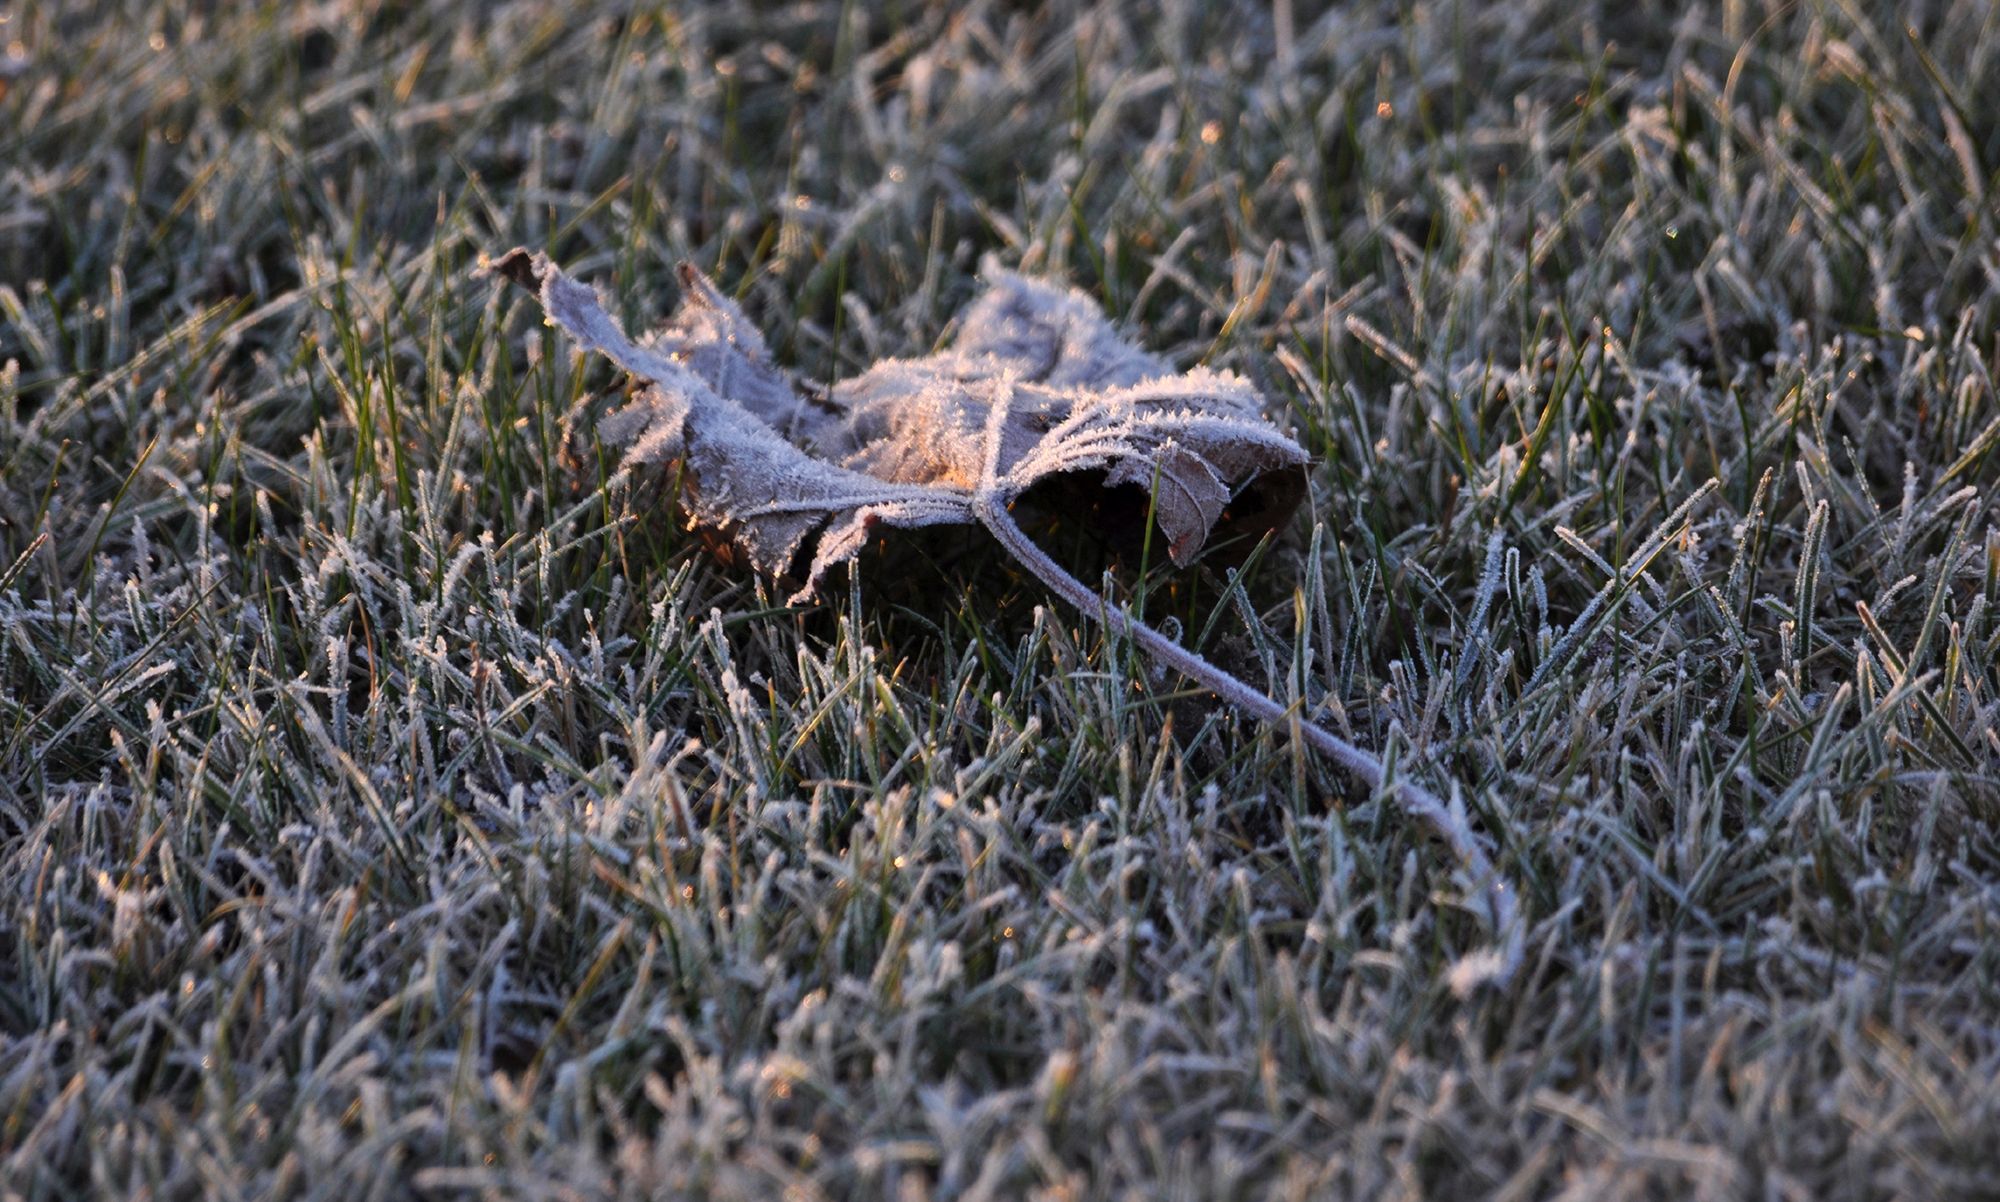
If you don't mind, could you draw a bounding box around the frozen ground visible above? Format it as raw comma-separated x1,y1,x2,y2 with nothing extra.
3,2,1998,1197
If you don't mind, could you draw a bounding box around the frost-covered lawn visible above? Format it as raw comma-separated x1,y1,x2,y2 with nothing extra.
3,3,1998,1198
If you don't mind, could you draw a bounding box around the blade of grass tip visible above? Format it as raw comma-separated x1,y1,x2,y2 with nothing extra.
0,530,50,594
1454,528,1506,696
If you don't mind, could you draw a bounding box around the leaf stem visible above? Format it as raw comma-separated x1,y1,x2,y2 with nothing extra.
973,489,1522,984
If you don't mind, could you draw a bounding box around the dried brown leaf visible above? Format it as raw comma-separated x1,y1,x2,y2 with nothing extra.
490,249,1307,596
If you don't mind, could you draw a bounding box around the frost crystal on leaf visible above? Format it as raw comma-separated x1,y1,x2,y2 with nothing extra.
490,249,1307,600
